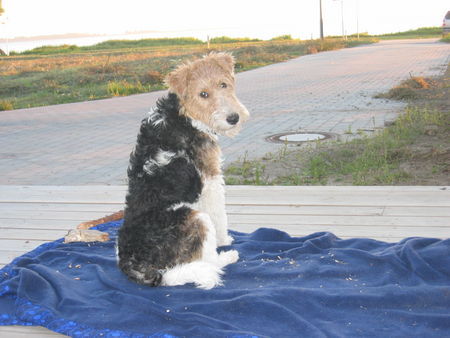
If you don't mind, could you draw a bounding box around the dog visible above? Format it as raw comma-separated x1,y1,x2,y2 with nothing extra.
79,53,249,289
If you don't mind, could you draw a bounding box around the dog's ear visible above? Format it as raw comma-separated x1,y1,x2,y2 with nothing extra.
165,64,190,97
209,52,235,75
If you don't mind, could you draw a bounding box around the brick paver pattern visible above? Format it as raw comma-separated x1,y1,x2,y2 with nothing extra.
1,39,449,185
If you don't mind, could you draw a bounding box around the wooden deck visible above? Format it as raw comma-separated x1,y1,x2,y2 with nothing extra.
1,185,449,337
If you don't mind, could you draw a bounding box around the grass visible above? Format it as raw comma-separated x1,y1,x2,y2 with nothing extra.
225,107,447,185
224,66,450,186
13,37,205,55
0,36,377,110
373,26,443,39
332,27,444,41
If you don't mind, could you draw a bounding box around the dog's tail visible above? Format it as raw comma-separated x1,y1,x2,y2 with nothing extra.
119,259,163,287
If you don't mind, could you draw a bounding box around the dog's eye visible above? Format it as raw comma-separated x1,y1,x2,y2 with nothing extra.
199,91,209,98
220,82,227,88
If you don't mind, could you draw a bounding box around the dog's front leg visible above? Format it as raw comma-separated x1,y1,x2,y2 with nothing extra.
196,175,233,246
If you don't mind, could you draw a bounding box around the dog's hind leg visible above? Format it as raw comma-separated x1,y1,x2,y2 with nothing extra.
162,212,238,289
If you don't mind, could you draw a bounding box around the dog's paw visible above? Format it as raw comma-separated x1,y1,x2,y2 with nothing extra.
218,249,239,267
193,264,224,289
218,234,234,246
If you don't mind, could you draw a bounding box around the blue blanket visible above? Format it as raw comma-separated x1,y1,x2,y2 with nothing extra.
1,220,449,337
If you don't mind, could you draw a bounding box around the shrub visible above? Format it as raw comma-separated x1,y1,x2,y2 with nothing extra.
21,44,80,55
209,36,261,44
88,37,203,50
271,35,294,41
140,70,164,85
441,35,450,43
0,100,14,111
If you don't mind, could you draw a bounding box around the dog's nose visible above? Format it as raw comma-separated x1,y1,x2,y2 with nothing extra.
226,113,240,125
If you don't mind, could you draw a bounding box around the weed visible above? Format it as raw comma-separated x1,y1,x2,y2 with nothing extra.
107,80,148,96
375,76,432,101
0,100,14,111
140,70,164,85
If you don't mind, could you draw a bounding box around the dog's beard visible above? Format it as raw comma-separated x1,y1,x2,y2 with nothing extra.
209,111,244,138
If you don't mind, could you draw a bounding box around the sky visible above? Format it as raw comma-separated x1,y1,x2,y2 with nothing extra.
0,0,449,40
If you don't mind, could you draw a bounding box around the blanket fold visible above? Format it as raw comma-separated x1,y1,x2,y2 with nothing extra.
1,220,449,337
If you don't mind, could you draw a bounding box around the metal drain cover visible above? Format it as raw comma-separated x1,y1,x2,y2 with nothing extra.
266,131,334,144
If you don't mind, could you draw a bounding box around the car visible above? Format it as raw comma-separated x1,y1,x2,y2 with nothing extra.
443,11,450,36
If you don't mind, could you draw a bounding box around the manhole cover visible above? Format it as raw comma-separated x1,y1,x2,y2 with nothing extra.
266,131,334,144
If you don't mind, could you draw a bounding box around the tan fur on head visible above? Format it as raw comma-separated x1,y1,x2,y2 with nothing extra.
165,52,249,138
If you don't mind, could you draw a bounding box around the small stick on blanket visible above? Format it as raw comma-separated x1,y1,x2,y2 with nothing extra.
64,229,110,243
63,210,124,243
77,210,124,229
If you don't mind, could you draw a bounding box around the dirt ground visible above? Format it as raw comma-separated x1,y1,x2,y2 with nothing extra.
225,64,449,186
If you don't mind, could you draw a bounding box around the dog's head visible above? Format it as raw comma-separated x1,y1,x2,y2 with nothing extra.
165,52,250,137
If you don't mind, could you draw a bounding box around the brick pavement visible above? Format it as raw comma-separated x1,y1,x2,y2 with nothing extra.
1,39,449,185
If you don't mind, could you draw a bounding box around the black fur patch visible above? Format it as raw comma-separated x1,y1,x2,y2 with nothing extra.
118,93,215,286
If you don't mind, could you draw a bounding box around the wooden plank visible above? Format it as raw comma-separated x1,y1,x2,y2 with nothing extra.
226,188,450,207
226,185,449,192
0,219,85,229
229,205,450,217
1,204,448,220
1,185,448,206
1,206,447,222
228,214,449,227
0,206,385,219
227,205,385,216
0,239,51,251
0,326,63,337
0,186,126,204
2,185,446,193
228,224,450,241
0,202,123,212
0,210,117,220
0,251,29,265
0,229,68,241
383,206,450,217
2,214,448,230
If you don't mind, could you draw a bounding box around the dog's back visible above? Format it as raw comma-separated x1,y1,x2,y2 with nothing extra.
118,94,207,286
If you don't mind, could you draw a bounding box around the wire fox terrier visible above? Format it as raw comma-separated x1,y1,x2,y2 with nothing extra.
77,52,249,289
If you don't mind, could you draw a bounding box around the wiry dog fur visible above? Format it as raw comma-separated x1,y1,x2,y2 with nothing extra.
117,53,249,289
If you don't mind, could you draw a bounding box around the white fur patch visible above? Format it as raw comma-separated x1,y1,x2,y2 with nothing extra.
190,119,218,140
143,150,177,175
161,261,224,289
166,202,193,211
147,109,166,128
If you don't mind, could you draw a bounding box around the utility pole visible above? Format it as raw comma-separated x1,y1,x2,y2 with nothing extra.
319,0,324,40
340,0,346,40
356,0,359,39
0,0,8,56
